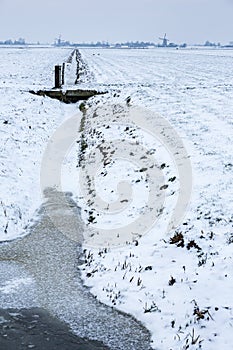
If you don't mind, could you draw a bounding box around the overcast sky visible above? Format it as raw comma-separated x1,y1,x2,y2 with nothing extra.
0,0,232,44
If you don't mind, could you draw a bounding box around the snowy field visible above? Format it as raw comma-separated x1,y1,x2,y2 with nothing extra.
77,48,233,350
0,47,233,349
0,47,80,240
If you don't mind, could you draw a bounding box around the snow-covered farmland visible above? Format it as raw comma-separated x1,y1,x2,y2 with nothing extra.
78,48,233,350
0,47,79,240
0,47,233,349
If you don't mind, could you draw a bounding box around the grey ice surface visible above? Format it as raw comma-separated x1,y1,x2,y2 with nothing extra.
0,261,38,308
0,307,109,350
0,189,152,350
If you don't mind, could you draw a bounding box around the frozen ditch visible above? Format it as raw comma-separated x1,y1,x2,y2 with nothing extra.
0,189,152,350
0,307,109,350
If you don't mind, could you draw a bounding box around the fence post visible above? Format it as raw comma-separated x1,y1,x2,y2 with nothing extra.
55,65,62,88
62,63,65,85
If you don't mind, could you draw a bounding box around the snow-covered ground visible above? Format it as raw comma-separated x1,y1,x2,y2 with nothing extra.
0,47,233,349
0,47,80,241
76,48,233,349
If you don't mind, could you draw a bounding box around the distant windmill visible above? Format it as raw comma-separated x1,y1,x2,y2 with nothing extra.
55,34,62,46
159,33,169,47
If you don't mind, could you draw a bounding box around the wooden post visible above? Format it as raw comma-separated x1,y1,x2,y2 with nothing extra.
62,63,65,85
55,65,61,88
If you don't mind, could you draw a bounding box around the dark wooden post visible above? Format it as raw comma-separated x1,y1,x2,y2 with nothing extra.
55,65,61,88
62,63,65,85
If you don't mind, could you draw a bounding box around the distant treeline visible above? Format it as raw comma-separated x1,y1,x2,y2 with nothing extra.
1,38,233,48
54,40,156,48
54,40,187,48
204,40,233,48
0,38,26,45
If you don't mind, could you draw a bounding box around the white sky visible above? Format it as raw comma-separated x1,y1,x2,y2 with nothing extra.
0,0,232,44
